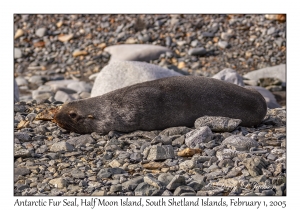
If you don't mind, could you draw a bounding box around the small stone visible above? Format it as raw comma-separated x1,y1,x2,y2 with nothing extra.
50,142,74,152
245,51,252,58
185,126,213,148
249,175,267,183
142,162,166,170
109,160,121,168
222,135,259,151
14,132,31,141
275,38,284,47
267,27,276,35
172,135,185,147
110,184,122,192
14,29,24,39
15,77,28,86
195,156,212,163
262,189,276,196
58,34,73,42
265,14,286,22
204,149,216,156
267,153,277,161
71,169,85,179
166,175,186,190
28,75,44,85
122,176,144,191
92,190,107,196
144,176,163,189
173,186,195,196
177,148,201,157
14,167,31,179
125,37,138,44
14,48,22,59
179,159,196,170
218,41,229,49
49,178,67,189
187,181,205,191
162,190,173,196
130,152,142,163
221,32,232,40
66,135,95,147
146,145,175,161
97,168,125,179
56,20,63,28
158,173,174,186
188,47,207,56
178,61,185,69
73,50,88,57
35,27,47,37
190,40,199,47
195,116,242,132
202,32,215,37
243,157,269,176
134,182,157,196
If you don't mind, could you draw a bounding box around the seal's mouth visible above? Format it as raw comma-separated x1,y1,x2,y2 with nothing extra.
53,106,71,130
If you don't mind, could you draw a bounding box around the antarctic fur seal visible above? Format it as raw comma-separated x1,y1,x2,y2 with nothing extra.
54,76,267,134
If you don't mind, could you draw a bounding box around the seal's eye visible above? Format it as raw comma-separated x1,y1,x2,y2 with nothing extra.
69,112,77,119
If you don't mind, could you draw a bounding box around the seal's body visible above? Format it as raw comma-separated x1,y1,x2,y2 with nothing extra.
54,76,267,134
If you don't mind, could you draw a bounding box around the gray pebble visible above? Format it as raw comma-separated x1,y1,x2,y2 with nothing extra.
122,176,144,191
15,132,31,141
185,126,213,148
134,182,157,196
166,175,186,190
71,169,85,179
195,116,242,132
174,185,195,196
36,27,47,37
67,135,95,147
146,145,175,161
218,41,229,49
222,135,259,151
14,48,22,59
50,141,74,152
188,47,207,56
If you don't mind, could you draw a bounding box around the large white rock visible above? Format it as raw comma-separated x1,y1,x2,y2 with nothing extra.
212,68,244,86
245,86,281,109
104,44,172,62
90,61,182,97
243,64,286,82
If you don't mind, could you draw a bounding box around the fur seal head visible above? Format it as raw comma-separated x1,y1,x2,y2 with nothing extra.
54,100,98,134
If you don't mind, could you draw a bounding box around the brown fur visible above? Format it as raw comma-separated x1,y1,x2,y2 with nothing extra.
54,76,267,134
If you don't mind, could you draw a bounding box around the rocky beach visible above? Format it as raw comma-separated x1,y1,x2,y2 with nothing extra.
14,14,286,196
